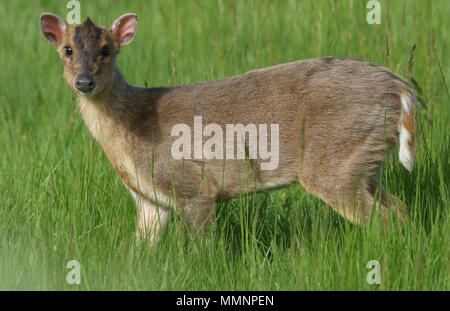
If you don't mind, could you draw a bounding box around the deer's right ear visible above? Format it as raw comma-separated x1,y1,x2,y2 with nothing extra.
40,13,67,46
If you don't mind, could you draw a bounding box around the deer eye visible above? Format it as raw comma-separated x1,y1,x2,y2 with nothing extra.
101,46,109,58
64,46,73,56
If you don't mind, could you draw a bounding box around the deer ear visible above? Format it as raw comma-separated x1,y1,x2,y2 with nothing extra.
40,13,67,46
111,13,138,47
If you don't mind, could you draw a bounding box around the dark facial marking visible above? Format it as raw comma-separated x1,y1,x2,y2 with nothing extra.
73,17,103,73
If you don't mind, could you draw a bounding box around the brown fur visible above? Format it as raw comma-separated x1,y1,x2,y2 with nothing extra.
403,107,416,154
41,14,416,245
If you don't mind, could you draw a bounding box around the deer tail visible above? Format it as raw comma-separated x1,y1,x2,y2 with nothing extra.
398,92,416,171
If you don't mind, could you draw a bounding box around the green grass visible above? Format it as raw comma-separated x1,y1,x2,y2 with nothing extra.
0,0,448,290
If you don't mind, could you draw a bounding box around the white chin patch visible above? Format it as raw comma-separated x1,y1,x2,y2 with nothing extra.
76,87,97,98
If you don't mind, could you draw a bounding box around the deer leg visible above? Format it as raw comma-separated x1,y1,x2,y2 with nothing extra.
182,197,216,242
132,192,170,247
366,176,410,223
327,180,372,225
298,170,407,226
326,175,409,226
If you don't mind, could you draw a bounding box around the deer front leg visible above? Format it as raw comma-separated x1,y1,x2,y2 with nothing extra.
130,190,170,247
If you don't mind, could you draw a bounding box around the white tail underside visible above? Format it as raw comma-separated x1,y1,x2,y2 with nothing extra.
398,94,415,171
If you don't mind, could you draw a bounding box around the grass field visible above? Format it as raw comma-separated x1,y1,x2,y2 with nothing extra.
0,0,448,290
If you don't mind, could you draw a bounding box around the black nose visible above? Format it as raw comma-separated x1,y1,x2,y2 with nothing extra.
75,76,96,93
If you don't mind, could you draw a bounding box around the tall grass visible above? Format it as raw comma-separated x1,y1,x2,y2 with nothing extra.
0,0,448,290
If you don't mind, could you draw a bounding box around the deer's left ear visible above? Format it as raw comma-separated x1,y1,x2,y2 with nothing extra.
111,13,138,47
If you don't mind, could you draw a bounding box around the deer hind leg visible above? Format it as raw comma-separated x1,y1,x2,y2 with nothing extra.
320,171,409,226
298,153,408,225
366,174,410,223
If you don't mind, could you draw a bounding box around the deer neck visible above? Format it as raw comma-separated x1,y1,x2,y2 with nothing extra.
77,66,134,144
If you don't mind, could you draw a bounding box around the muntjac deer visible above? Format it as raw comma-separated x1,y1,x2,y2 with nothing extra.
40,13,416,246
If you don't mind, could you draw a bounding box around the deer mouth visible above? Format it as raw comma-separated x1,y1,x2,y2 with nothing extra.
75,85,97,98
